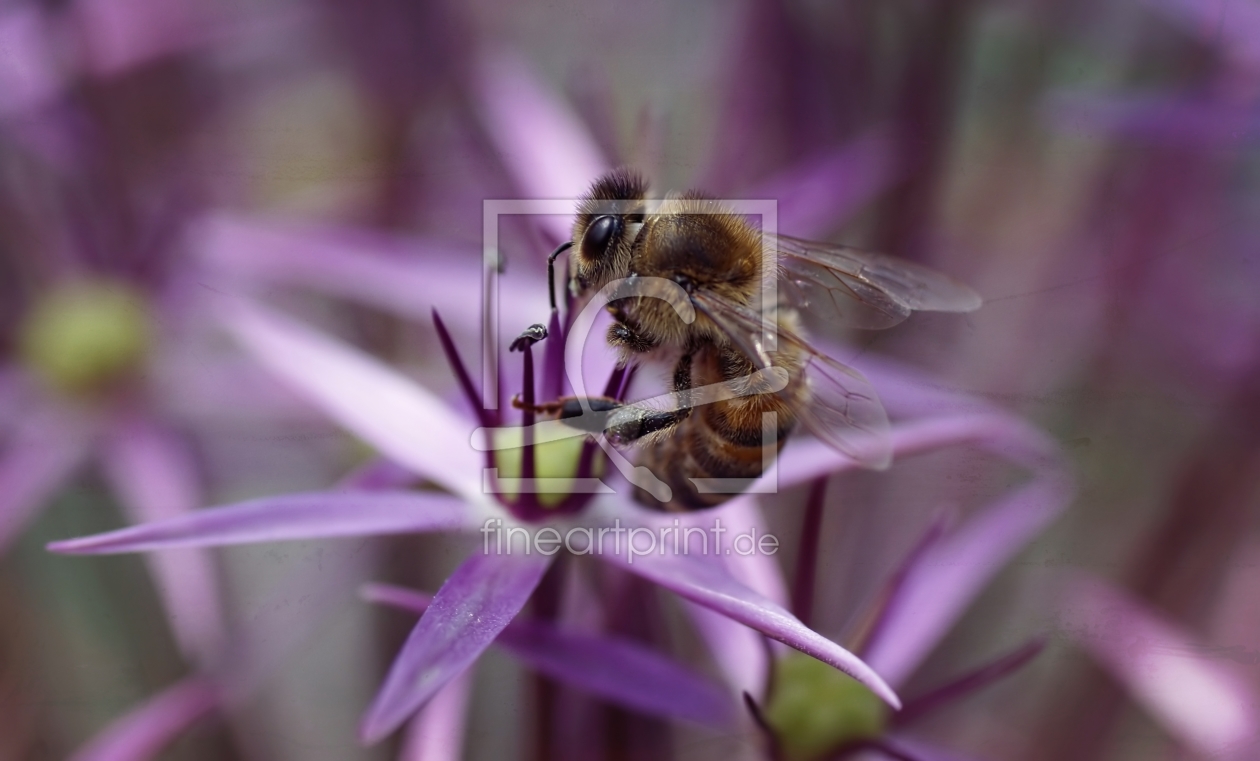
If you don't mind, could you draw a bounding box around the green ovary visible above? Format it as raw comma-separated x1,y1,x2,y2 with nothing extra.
766,652,890,761
19,280,153,396
493,428,594,507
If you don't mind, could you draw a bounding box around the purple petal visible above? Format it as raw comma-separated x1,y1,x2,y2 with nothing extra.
473,50,608,241
195,215,546,325
0,6,62,118
860,510,954,658
74,0,218,76
847,352,1002,421
0,405,89,550
894,638,1045,726
711,496,790,606
398,673,473,761
151,354,324,424
338,457,420,491
360,550,552,743
748,131,901,239
100,416,226,662
68,678,219,761
362,582,734,727
360,582,434,613
861,477,1072,687
771,412,1059,492
676,497,789,694
501,620,734,728
876,736,986,761
589,517,900,709
221,302,483,499
608,500,787,697
684,602,770,697
47,490,468,554
1139,0,1260,69
1043,90,1260,144
1059,575,1259,757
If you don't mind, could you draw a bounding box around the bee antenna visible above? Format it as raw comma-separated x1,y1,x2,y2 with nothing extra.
547,241,573,311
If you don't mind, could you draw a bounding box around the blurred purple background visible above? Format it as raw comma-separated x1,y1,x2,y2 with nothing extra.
1,0,1258,759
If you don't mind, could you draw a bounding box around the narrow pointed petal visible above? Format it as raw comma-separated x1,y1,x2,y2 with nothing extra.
847,352,1001,420
0,6,63,118
502,620,735,728
68,678,219,761
875,736,985,761
221,302,483,499
363,582,734,728
894,638,1045,725
0,406,89,550
47,491,468,554
684,602,770,698
74,0,223,76
862,478,1072,687
360,551,552,743
859,510,954,657
473,50,608,241
711,496,790,606
196,215,545,324
398,673,473,761
1138,0,1260,68
589,520,900,709
675,497,788,695
1060,576,1259,757
748,131,901,239
100,416,226,662
1043,90,1260,144
770,412,1058,492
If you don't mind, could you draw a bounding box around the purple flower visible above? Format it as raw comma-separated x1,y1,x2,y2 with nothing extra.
64,479,386,761
1057,574,1259,759
668,355,1070,760
46,273,1078,759
47,295,912,744
42,46,1075,755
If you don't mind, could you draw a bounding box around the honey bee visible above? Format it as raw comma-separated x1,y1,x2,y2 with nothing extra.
545,168,981,511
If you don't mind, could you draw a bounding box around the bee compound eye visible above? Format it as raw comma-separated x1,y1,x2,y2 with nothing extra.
582,215,621,258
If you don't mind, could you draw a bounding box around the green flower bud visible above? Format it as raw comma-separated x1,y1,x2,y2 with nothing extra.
766,652,889,761
19,281,152,396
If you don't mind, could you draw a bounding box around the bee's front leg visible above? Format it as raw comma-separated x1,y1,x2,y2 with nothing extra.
534,395,688,447
604,353,695,446
549,355,696,446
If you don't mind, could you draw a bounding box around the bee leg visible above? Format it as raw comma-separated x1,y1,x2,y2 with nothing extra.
606,320,657,355
551,356,697,444
605,353,695,446
548,395,688,446
541,396,623,434
600,407,687,447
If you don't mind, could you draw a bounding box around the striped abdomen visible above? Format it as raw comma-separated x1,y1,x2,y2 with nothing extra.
635,340,805,511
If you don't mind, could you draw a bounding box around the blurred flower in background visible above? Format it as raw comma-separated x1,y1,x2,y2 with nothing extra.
0,0,1257,759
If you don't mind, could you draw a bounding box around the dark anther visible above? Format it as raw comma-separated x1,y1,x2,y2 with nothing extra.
546,241,573,311
510,323,549,352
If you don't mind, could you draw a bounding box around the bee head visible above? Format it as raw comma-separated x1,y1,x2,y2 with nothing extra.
569,168,648,298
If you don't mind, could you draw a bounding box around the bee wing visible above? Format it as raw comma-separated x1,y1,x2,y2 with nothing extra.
692,291,893,469
773,234,983,330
